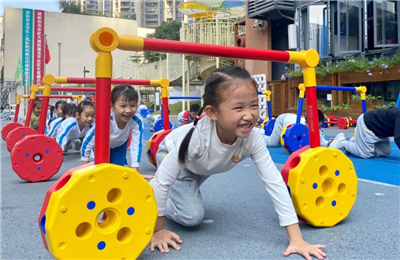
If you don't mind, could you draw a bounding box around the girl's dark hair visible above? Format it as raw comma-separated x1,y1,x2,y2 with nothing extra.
111,85,138,105
49,105,55,120
33,98,42,109
305,109,325,124
55,100,67,110
178,66,257,164
62,103,78,119
77,100,94,114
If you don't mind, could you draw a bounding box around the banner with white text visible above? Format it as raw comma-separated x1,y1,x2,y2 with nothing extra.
22,8,33,87
33,10,45,85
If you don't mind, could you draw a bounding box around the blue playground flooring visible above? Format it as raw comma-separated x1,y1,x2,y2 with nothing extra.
143,123,400,186
269,138,400,186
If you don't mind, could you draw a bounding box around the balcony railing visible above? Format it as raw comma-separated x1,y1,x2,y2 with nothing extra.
180,19,244,47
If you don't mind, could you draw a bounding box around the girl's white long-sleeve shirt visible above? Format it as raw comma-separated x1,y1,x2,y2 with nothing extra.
47,117,63,138
56,117,93,150
151,116,298,227
80,112,144,168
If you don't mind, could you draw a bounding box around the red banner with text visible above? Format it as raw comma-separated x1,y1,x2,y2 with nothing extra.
33,10,45,85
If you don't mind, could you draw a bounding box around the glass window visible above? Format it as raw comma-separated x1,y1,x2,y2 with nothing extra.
374,0,399,47
385,81,400,101
146,14,158,19
308,4,328,56
337,0,361,54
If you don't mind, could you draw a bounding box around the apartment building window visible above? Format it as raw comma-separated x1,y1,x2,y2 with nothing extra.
146,8,158,14
308,3,328,56
131,2,135,7
146,3,158,7
374,0,399,47
146,21,159,26
146,14,158,19
337,0,362,54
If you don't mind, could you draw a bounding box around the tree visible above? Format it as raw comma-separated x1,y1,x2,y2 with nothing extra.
119,13,136,20
59,0,81,14
59,1,106,17
144,21,182,63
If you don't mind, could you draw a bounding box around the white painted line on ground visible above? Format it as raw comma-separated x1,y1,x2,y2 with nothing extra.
358,178,400,188
374,193,385,196
202,219,215,224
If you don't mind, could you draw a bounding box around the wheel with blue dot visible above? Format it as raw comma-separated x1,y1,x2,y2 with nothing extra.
11,134,63,182
38,163,157,259
264,119,275,136
1,122,23,141
281,146,358,227
6,126,37,153
280,124,291,153
153,118,173,132
283,123,310,153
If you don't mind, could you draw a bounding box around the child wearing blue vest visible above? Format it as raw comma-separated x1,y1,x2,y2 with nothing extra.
56,101,95,153
80,85,152,179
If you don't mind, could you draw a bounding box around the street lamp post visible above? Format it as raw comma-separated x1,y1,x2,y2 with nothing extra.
58,42,62,95
83,66,90,78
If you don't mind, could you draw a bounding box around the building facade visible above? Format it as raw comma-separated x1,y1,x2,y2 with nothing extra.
73,0,186,28
246,0,400,103
1,7,139,81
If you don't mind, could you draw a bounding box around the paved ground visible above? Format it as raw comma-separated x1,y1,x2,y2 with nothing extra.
1,117,400,260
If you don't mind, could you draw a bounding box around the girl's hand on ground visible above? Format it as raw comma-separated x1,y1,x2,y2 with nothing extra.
283,240,326,260
150,229,182,253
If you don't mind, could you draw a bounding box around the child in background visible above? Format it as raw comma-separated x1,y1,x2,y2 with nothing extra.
47,103,78,139
81,86,152,179
331,107,400,158
146,113,161,132
56,100,95,153
48,100,67,126
29,98,42,131
261,113,305,147
149,66,326,259
47,105,55,122
1,104,11,120
177,110,184,127
181,104,201,125
305,109,346,149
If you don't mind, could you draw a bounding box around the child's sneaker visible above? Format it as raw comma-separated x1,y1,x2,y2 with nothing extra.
72,140,82,151
329,133,346,149
63,141,71,153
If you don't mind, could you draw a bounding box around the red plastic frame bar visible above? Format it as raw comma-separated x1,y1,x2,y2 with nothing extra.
61,78,151,85
37,95,50,135
35,95,77,98
305,87,320,148
24,99,35,127
13,104,20,123
162,97,170,130
51,87,96,92
143,38,291,62
94,78,111,164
